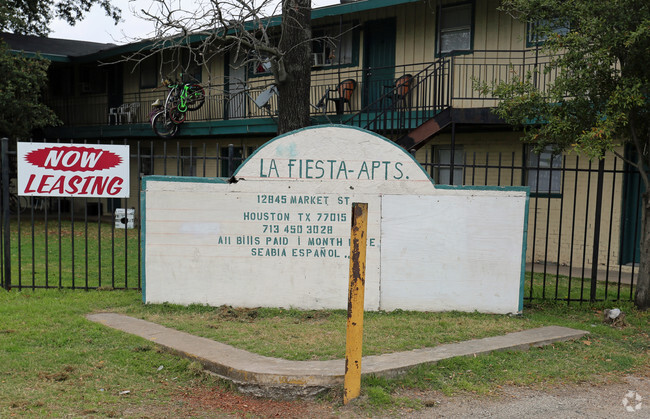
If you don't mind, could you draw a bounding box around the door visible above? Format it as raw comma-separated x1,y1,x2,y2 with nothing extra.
621,145,643,265
106,63,123,110
226,53,247,119
363,18,396,109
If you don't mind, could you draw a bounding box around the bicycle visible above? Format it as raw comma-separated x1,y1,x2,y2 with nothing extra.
150,99,178,138
1,179,28,215
151,75,205,138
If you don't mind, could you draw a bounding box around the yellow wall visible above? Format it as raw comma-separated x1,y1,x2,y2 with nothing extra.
418,132,628,269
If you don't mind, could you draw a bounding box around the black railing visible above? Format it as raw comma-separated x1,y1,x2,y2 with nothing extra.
0,138,252,291
342,56,451,137
422,146,639,303
1,137,640,303
44,50,559,131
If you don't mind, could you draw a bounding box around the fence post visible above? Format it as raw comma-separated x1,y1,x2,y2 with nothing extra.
590,158,606,301
1,137,11,291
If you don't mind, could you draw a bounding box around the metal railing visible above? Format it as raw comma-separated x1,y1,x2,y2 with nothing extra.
44,50,560,131
1,137,640,304
0,138,252,291
422,146,639,303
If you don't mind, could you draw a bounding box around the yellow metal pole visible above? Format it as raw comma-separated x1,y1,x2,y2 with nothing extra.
344,202,368,405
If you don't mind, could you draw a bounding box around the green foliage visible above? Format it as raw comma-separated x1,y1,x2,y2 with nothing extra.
491,0,650,310
0,0,120,37
0,0,121,138
0,42,60,138
492,0,650,162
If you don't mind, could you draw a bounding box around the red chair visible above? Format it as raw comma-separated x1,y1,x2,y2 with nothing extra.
327,79,357,114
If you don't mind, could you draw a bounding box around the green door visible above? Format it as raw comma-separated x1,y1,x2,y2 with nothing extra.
363,18,396,109
621,145,643,265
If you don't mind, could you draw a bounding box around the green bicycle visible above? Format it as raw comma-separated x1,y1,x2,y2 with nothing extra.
151,75,206,138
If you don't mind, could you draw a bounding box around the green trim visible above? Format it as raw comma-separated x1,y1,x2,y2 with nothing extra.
9,50,69,62
232,124,434,184
43,117,278,139
140,187,146,303
520,188,530,312
313,0,419,19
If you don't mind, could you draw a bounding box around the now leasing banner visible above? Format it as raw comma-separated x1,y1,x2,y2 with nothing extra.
17,143,130,198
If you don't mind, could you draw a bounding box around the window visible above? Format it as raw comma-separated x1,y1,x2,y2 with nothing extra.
526,20,569,46
434,145,464,185
527,146,562,194
140,55,158,89
180,49,202,83
312,23,355,67
139,144,154,177
48,64,73,97
437,2,473,55
79,65,106,94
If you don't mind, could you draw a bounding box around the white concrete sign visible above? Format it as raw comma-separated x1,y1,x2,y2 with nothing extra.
143,126,529,313
17,142,130,198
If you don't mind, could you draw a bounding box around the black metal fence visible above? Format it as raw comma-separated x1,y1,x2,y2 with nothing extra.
422,145,640,303
1,137,251,291
1,137,640,303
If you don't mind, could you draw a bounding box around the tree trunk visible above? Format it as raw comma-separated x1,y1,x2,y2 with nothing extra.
636,191,650,310
276,0,312,134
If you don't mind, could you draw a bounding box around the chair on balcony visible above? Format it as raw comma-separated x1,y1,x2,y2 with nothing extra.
118,103,140,124
317,79,357,115
384,74,413,110
108,106,120,125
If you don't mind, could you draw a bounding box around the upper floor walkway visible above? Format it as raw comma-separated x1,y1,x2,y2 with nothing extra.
44,49,559,139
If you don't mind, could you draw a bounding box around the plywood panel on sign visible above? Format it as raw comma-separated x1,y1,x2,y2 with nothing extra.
380,192,527,314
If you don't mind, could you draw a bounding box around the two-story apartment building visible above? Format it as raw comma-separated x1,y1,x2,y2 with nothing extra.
3,0,641,295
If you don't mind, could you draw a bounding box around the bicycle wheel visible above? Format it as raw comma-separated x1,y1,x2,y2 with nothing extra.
8,194,19,215
151,111,179,138
169,106,186,124
185,84,206,111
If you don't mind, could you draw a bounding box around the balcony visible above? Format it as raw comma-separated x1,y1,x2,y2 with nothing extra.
44,50,559,139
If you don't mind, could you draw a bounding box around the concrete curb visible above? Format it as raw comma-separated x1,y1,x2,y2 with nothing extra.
87,312,589,398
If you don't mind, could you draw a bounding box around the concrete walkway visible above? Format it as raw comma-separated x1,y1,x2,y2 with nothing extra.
87,313,589,398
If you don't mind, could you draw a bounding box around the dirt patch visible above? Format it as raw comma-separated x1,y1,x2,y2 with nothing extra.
177,386,336,418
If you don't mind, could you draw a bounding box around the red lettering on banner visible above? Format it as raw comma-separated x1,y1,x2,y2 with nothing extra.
25,146,122,172
21,174,125,196
37,175,53,193
24,174,37,193
67,176,82,194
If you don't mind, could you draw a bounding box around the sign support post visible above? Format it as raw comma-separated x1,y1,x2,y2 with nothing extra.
344,202,368,404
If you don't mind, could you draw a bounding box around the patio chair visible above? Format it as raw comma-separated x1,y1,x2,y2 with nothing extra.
118,103,140,124
108,106,120,125
327,79,357,114
385,74,413,110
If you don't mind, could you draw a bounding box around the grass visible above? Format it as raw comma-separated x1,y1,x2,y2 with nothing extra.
1,289,648,416
525,271,636,302
0,290,223,417
2,218,140,289
2,219,638,304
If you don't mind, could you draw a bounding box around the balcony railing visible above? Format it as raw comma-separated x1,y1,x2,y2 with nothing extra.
45,49,560,132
